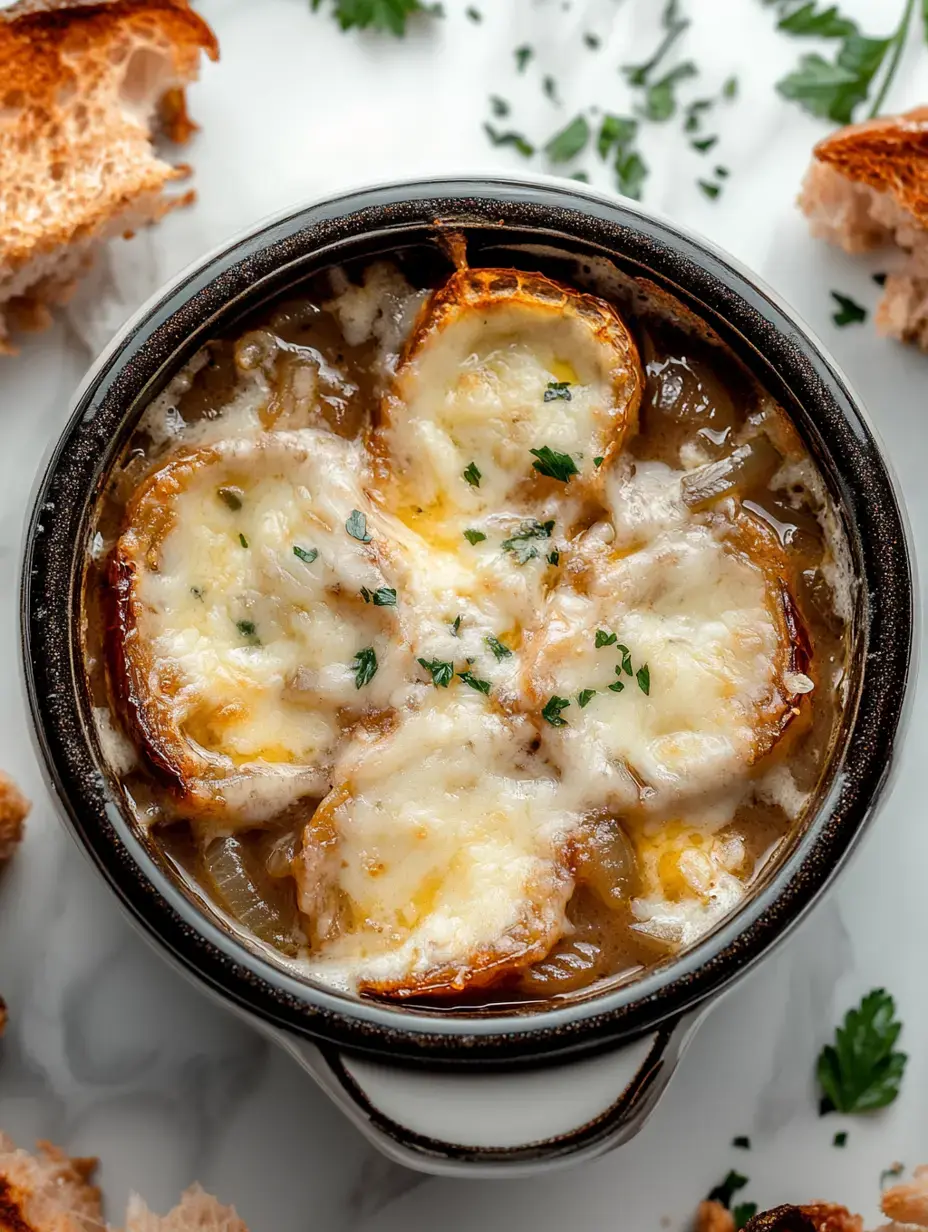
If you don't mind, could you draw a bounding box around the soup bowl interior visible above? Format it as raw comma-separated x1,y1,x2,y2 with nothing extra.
21,177,913,1068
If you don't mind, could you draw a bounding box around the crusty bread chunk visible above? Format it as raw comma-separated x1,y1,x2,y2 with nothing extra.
0,769,29,865
125,1184,249,1232
740,1204,863,1232
881,1165,928,1228
695,1199,735,1232
0,1134,103,1232
800,108,928,350
0,0,218,353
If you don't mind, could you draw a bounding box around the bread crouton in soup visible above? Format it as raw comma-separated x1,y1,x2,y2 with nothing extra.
0,0,218,353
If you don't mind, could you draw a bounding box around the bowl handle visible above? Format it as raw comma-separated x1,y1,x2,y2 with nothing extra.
266,1009,703,1177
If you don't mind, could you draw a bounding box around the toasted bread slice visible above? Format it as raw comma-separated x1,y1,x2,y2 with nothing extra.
0,0,218,353
0,770,29,864
0,1134,102,1232
107,430,415,826
800,108,928,349
125,1184,249,1232
369,267,643,537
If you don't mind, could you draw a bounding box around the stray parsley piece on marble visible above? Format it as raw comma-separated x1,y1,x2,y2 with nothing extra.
817,988,907,1114
707,1170,749,1210
873,271,888,286
361,586,397,606
217,486,243,511
584,31,601,49
466,5,481,21
486,635,512,661
723,74,738,98
578,688,596,708
545,114,591,163
484,124,535,157
458,670,491,695
235,619,259,644
352,646,378,689
501,519,554,565
595,630,617,648
597,113,637,160
623,0,689,89
637,664,651,695
238,533,249,549
346,509,372,542
515,44,533,72
490,95,510,118
543,74,559,104
732,1135,751,1150
293,545,318,564
831,291,867,326
643,61,698,122
616,150,648,200
418,657,454,688
547,549,560,565
699,179,721,200
311,0,443,36
777,3,858,39
544,380,572,401
570,171,590,182
462,461,482,488
691,135,718,153
881,1163,905,1187
685,97,713,133
716,165,730,178
542,695,571,726
463,528,487,545
833,1131,848,1147
733,1204,758,1231
530,446,579,483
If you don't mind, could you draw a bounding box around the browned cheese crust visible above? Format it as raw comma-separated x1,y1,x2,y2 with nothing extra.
744,1205,863,1232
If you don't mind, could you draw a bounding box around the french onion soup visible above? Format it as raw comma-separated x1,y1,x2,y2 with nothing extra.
84,248,852,1008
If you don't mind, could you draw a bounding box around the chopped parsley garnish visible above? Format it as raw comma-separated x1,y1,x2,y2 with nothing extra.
577,688,596,708
515,44,533,72
643,61,698,122
623,0,689,89
831,291,867,326
547,549,560,566
777,4,858,40
873,272,888,286
310,0,442,36
530,446,579,483
484,124,535,157
543,74,559,104
466,5,481,21
501,519,554,565
691,135,719,153
490,95,510,118
418,657,454,688
597,113,637,160
583,31,601,49
833,1131,848,1147
463,528,487,544
595,630,617,648
542,695,571,726
458,670,491,695
543,380,572,402
733,1203,758,1231
593,455,604,468
699,180,721,200
707,1170,749,1209
293,545,318,565
352,646,378,689
685,97,713,133
190,586,204,600
235,619,259,644
617,644,633,675
636,664,651,695
361,586,397,606
722,74,738,99
570,171,590,182
486,635,512,661
608,679,625,692
545,114,590,163
217,486,243,511
346,509,372,542
881,1163,905,1187
451,615,463,636
716,165,730,178
462,461,482,488
817,989,907,1114
732,1136,751,1150
615,149,648,200
238,533,249,549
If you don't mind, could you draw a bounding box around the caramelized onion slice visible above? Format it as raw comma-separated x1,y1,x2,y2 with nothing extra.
574,816,639,909
680,435,781,511
203,836,300,956
519,938,603,997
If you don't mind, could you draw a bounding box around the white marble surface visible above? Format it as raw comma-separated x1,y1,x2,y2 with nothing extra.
2,0,928,1227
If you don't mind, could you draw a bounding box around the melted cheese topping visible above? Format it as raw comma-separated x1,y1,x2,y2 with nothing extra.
299,693,577,994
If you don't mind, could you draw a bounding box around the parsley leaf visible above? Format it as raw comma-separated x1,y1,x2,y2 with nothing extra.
311,0,442,36
637,664,651,695
831,291,867,326
418,657,454,688
463,461,482,488
623,0,689,88
458,670,491,694
733,1136,751,1150
545,114,590,163
466,5,481,21
615,148,648,200
777,2,858,38
346,509,372,542
293,545,318,564
547,549,560,565
543,74,559,104
235,619,259,644
361,586,397,606
597,113,637,159
595,630,617,648
501,519,554,565
643,61,698,122
542,695,571,726
484,124,535,157
776,34,891,124
238,533,249,549
463,529,487,544
617,644,633,675
352,646,378,689
833,1131,848,1147
530,446,579,483
486,635,512,661
451,615,462,636
578,688,596,708
722,74,738,98
699,180,721,200
217,486,243,511
490,95,510,118
817,989,907,1114
608,679,625,692
584,31,601,49
544,380,572,402
685,97,713,132
707,1171,749,1209
733,1203,758,1231
515,44,533,72
691,135,719,153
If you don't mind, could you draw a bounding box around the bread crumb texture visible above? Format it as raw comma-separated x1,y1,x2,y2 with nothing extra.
0,770,29,864
695,1199,736,1232
800,107,928,350
0,0,218,352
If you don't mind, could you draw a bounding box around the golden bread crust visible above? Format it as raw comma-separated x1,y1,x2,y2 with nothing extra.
0,771,30,864
0,1135,102,1232
882,1166,928,1228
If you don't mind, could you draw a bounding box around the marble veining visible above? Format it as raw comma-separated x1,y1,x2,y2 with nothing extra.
1,0,927,1228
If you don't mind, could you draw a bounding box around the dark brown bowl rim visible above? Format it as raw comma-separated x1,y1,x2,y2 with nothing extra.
20,176,915,1068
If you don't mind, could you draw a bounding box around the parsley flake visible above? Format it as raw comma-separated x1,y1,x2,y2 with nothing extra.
685,97,713,133
236,619,258,640
543,74,559,104
490,95,510,118
699,179,721,200
583,31,601,49
463,529,487,545
547,549,560,566
593,455,604,468
643,61,698,122
217,486,243,511
608,680,625,692
361,586,397,606
458,670,491,695
732,1136,751,1150
352,646,378,689
515,44,533,72
778,4,858,39
733,1203,758,1231
346,509,372,542
833,1131,848,1147
544,380,572,402
486,635,512,661
817,988,907,1114
578,688,596,708
545,114,590,163
293,545,318,565
691,135,719,153
501,519,554,565
310,0,442,36
617,644,633,675
451,615,463,636
542,695,571,726
484,124,535,157
831,291,867,326
463,461,482,488
597,113,637,160
595,630,617,648
238,533,249,549
418,657,454,688
637,664,651,695
707,1170,749,1210
722,75,738,99
530,446,579,483
466,5,481,21
615,149,648,200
